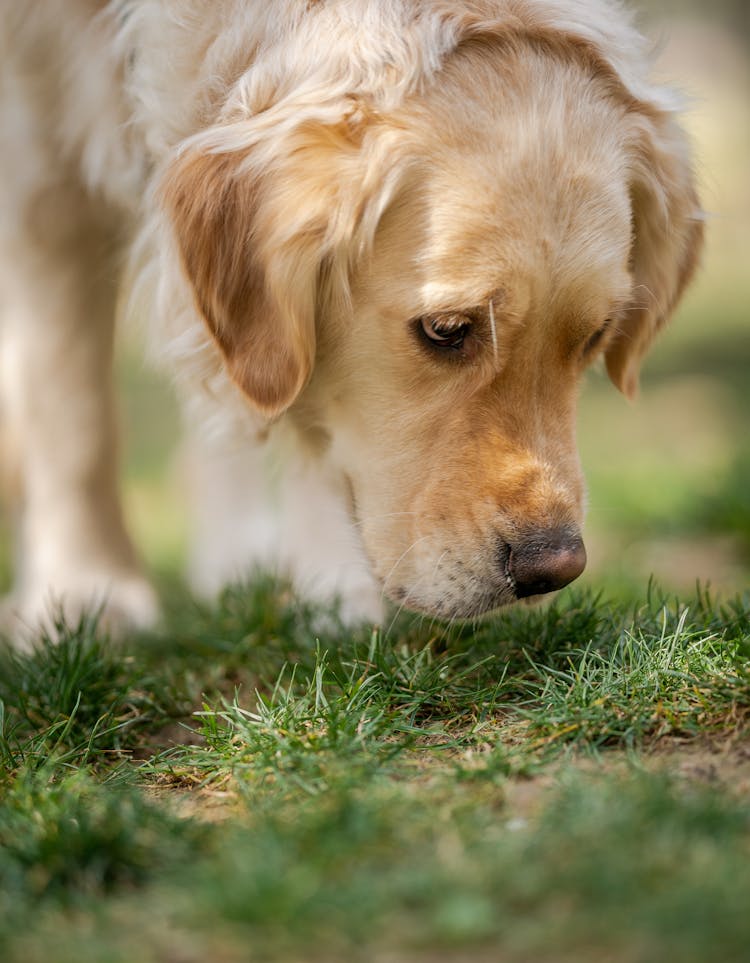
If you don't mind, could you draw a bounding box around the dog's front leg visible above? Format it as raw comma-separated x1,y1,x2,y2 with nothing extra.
182,418,383,626
0,179,158,644
276,442,385,627
182,420,282,598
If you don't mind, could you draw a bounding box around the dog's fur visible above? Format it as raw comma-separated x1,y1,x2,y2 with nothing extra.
0,0,703,634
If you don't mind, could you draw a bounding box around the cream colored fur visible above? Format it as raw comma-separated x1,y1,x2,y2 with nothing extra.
0,0,702,637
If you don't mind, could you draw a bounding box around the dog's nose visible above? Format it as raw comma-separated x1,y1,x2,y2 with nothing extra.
508,529,586,599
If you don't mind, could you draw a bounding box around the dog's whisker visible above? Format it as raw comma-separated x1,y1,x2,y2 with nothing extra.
380,533,433,594
489,296,499,363
383,561,437,638
383,547,461,638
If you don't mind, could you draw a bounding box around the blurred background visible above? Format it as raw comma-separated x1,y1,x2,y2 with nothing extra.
579,0,750,596
0,0,748,602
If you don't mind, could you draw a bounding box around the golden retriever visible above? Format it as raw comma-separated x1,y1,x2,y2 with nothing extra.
0,0,703,635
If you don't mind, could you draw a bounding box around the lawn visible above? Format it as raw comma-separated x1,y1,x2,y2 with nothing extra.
1,8,749,963
1,580,749,962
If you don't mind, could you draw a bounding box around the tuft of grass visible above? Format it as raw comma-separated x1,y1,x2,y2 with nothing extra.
0,767,204,907
151,636,488,795
0,611,186,777
520,603,750,750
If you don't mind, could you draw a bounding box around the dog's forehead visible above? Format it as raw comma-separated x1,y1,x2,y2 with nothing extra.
413,151,633,319
360,44,639,328
363,151,633,334
395,41,636,309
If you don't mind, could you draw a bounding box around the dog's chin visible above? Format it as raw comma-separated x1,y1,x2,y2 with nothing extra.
383,582,523,622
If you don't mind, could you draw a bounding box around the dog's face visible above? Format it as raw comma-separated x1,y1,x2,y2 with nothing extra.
163,36,703,618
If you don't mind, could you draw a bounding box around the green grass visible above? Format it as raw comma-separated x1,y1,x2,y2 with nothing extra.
1,580,749,962
0,611,185,774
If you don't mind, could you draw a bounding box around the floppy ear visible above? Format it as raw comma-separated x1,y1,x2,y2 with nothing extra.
161,110,405,418
605,111,704,399
161,145,318,418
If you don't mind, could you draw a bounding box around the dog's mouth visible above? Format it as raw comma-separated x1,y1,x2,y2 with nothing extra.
384,582,519,622
378,549,519,621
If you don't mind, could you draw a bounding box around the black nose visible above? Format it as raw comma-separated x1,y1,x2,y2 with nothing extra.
508,529,587,599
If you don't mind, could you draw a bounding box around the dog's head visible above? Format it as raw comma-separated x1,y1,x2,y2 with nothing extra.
161,14,703,618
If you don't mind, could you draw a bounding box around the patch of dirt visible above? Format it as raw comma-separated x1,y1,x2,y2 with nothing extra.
497,733,750,823
130,719,206,761
646,734,750,793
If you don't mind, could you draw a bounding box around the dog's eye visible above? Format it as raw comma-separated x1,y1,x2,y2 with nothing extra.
419,314,470,350
583,320,612,357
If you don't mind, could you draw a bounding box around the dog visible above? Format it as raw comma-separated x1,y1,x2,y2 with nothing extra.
0,0,703,637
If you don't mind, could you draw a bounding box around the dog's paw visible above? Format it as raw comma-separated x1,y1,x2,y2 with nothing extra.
0,575,160,649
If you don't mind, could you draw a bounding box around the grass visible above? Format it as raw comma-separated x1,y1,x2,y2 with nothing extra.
1,579,749,962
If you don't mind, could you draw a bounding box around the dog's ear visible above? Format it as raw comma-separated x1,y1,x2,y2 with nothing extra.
605,111,704,399
162,147,318,417
162,112,403,418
